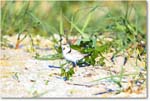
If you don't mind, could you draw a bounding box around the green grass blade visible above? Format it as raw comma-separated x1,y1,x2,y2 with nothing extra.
81,5,98,32
59,10,64,35
90,73,137,83
63,15,85,36
81,12,92,32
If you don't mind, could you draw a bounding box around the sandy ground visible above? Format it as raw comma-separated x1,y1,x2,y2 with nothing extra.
0,35,147,98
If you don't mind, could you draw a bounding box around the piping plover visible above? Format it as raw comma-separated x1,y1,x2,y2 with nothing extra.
60,37,89,68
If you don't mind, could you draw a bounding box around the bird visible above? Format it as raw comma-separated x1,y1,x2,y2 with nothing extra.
60,37,89,68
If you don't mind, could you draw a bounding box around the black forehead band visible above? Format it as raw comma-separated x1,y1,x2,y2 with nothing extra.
62,43,68,45
59,38,62,42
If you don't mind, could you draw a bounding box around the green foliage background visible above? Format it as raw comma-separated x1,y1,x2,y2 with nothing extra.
1,1,146,36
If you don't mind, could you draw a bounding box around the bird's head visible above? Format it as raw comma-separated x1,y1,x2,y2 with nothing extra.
61,43,71,54
59,36,68,45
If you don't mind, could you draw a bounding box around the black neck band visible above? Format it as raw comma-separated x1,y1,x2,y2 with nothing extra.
67,48,72,53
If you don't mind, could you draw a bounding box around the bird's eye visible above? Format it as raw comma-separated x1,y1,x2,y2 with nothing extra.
63,47,65,50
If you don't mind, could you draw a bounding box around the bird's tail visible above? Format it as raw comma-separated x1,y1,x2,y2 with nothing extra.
84,53,91,57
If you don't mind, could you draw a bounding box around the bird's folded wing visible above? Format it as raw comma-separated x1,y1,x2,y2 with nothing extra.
70,49,87,58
